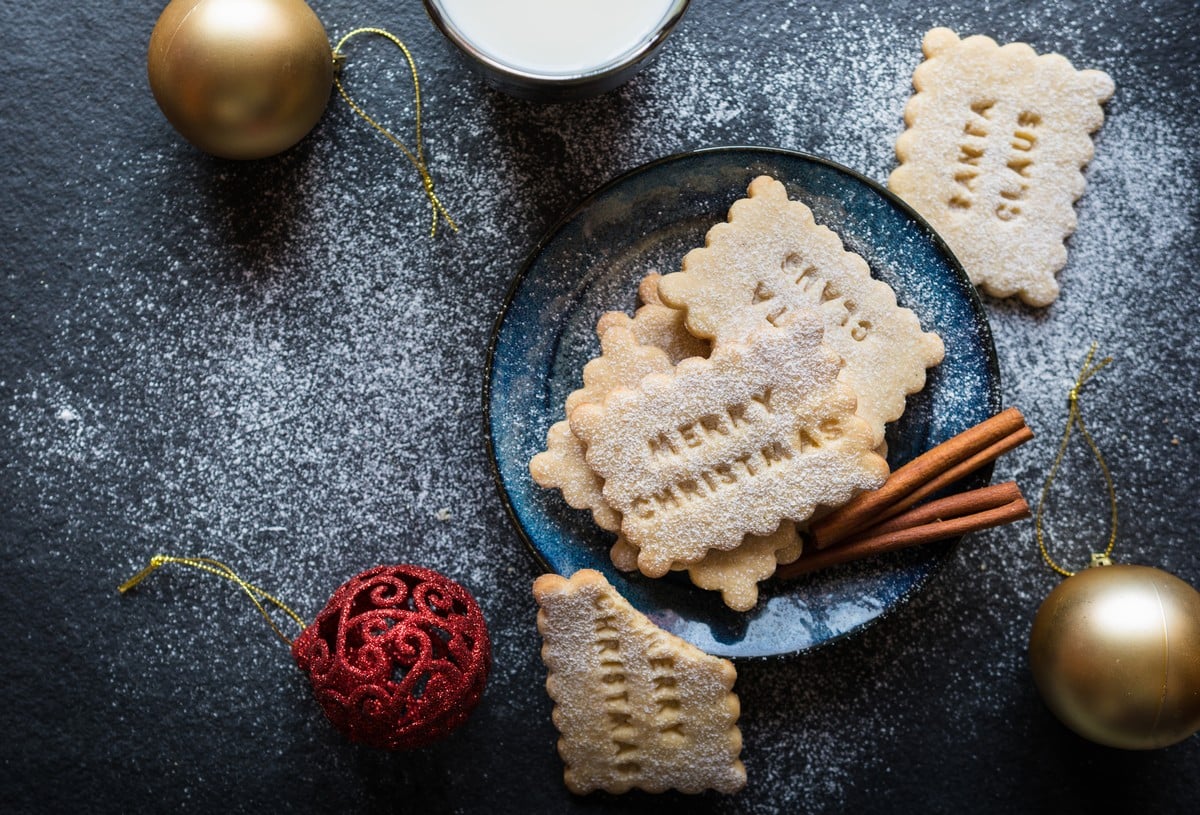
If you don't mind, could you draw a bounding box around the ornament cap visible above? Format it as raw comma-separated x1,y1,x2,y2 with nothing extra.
1088,553,1113,568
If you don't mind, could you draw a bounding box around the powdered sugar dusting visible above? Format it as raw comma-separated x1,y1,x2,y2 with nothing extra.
4,1,1198,811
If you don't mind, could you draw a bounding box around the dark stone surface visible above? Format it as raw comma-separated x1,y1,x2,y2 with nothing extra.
2,1,1198,812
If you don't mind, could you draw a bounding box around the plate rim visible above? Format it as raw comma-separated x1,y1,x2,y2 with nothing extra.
482,145,1000,657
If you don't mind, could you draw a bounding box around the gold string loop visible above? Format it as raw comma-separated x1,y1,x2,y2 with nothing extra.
119,555,306,646
332,28,459,237
1034,343,1118,577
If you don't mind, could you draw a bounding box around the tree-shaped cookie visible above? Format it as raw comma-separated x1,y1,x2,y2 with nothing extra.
889,27,1114,306
534,569,746,795
658,176,943,445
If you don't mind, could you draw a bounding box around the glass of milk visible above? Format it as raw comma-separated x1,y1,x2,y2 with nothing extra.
423,0,690,101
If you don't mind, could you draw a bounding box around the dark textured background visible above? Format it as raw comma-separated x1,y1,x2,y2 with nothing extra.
2,1,1198,812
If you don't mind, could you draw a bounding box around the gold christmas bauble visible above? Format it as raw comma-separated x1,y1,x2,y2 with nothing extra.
147,0,333,160
1029,563,1200,749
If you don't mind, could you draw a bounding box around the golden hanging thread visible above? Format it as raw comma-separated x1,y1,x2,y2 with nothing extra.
1034,343,1118,577
119,555,306,646
332,28,459,237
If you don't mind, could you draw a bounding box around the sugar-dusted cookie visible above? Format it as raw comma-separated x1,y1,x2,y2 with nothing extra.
637,272,665,306
658,176,943,445
571,316,888,578
530,419,622,532
533,569,746,795
534,315,796,607
610,521,803,612
530,328,674,532
889,27,1114,306
596,301,711,365
564,326,676,416
685,521,801,609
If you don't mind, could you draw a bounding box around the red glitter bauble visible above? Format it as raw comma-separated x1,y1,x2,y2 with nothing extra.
291,564,491,750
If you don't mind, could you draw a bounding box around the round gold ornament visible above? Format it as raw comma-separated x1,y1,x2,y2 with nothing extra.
1030,562,1200,749
147,0,333,160
1028,346,1200,750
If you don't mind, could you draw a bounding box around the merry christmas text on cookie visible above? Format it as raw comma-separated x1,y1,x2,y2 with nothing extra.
570,317,887,577
537,307,798,607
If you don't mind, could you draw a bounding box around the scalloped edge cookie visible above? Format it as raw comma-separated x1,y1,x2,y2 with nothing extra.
658,176,944,445
571,316,888,577
534,569,746,795
888,27,1114,306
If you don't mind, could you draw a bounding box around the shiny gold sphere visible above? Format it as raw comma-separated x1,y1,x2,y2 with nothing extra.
1030,564,1200,749
147,0,333,160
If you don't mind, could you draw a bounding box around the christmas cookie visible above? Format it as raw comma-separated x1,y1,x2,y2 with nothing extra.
610,520,802,612
888,27,1114,306
637,272,666,306
533,569,746,795
530,418,622,532
595,301,710,366
570,316,888,578
596,272,712,364
532,315,799,608
658,175,944,445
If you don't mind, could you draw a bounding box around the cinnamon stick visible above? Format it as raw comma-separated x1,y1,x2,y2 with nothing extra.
864,426,1034,530
810,407,1029,548
857,480,1024,537
778,495,1031,579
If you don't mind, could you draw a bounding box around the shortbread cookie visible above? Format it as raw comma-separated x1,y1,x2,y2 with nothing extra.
889,27,1114,306
610,521,802,612
534,316,798,607
592,317,795,608
530,329,675,532
637,272,665,306
565,327,677,417
596,302,710,365
658,176,944,445
531,419,623,532
534,569,746,795
683,522,801,609
571,316,888,577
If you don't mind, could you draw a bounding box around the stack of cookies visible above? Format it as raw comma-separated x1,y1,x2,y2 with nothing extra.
528,27,1113,796
530,175,945,611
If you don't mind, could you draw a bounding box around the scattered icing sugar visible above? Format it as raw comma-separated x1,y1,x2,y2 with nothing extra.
5,3,1197,810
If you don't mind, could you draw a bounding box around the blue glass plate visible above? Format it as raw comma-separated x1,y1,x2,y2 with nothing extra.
485,147,1000,658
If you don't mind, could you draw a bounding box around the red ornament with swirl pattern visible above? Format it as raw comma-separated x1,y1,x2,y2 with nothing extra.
291,564,491,750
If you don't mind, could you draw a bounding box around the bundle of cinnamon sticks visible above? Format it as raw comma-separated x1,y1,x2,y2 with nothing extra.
778,407,1033,579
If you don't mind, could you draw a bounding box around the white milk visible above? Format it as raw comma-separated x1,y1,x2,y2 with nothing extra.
435,0,677,75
